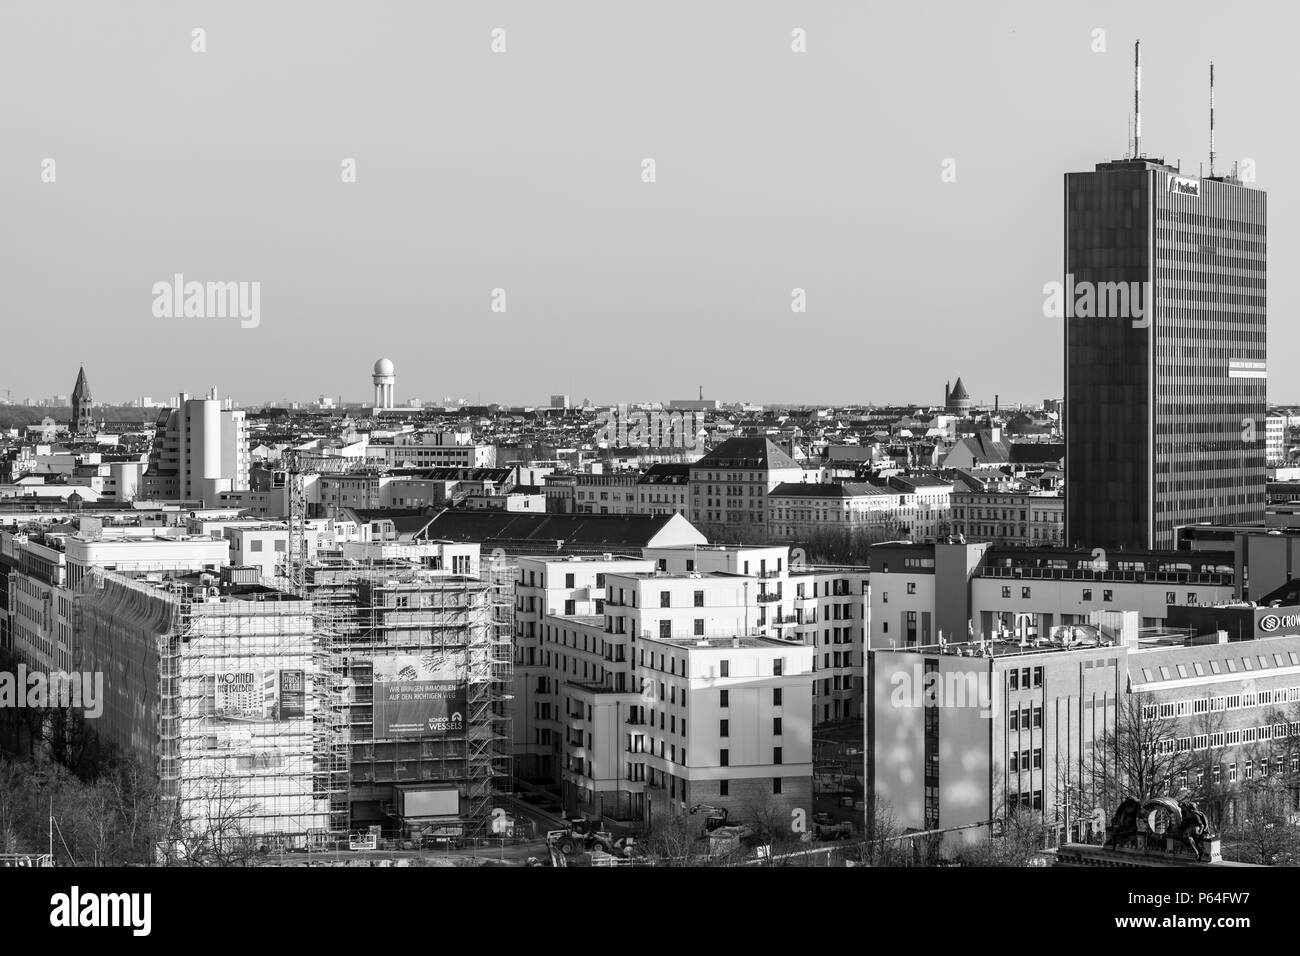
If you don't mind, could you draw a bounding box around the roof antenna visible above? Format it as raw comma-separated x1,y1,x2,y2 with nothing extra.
1127,113,1132,160
1209,61,1216,177
1133,39,1142,159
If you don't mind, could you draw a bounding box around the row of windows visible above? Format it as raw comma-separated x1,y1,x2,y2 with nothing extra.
999,585,1202,604
1144,685,1300,720
1156,720,1299,754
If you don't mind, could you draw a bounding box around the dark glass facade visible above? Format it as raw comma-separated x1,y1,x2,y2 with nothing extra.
1065,160,1266,550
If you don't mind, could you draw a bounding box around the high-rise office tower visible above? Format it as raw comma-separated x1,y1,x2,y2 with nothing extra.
1065,50,1266,550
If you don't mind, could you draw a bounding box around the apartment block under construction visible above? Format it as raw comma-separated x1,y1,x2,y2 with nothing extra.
75,569,348,855
303,548,514,841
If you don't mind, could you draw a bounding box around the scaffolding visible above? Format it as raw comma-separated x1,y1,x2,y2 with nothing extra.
302,557,513,838
77,570,351,854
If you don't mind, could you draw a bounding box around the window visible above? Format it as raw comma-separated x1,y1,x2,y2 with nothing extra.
720,749,729,767
1082,588,1092,601
719,689,729,707
1002,586,1011,599
1032,667,1043,688
1022,587,1031,599
720,660,730,678
774,659,783,677
250,539,263,552
773,688,783,706
773,777,783,795
907,582,916,595
1009,670,1019,691
659,620,672,639
1103,589,1113,602
694,590,704,607
719,779,728,797
693,619,704,635
774,747,782,765
773,717,782,735
660,591,671,608
1166,591,1176,604
565,573,575,588
1009,709,1019,731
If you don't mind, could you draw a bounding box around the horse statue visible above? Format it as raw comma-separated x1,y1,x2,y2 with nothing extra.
1103,796,1142,849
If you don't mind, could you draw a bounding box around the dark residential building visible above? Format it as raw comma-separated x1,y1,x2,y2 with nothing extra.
1065,158,1266,551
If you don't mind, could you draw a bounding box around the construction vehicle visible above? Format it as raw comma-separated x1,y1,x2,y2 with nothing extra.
812,812,853,841
545,820,642,859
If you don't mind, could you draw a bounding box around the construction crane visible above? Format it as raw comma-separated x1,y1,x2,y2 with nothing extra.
281,449,368,595
282,449,309,596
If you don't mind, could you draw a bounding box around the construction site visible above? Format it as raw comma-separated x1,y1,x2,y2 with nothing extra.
302,552,514,842
75,568,346,856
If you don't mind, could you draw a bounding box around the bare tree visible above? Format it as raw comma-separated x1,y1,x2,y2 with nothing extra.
856,797,912,866
1087,691,1200,808
640,809,713,867
955,809,1051,867
168,769,264,867
1223,775,1300,866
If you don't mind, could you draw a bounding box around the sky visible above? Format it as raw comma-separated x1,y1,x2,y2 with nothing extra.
1,1,1293,408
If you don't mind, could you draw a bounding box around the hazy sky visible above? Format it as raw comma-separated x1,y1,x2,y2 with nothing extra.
2,1,1293,408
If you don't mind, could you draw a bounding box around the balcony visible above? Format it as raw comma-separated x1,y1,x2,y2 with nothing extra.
756,591,782,604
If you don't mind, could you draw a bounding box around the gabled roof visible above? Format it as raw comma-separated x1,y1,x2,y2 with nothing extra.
693,436,799,471
636,463,692,485
769,481,892,499
422,510,698,549
1008,443,1065,464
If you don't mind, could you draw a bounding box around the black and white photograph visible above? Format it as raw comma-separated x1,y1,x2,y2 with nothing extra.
0,0,1288,939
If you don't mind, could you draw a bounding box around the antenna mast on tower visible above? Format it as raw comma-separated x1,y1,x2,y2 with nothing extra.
1133,40,1142,159
1209,62,1216,177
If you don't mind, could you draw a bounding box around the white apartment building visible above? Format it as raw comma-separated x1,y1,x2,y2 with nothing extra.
224,525,289,580
142,391,251,506
644,545,867,723
512,554,656,781
516,544,859,822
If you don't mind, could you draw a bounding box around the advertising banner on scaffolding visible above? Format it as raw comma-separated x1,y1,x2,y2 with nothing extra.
371,653,467,738
213,668,307,722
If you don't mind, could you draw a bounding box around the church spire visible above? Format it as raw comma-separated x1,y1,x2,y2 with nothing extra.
71,364,94,435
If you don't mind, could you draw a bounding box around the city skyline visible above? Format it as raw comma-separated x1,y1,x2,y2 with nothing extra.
4,2,1296,406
